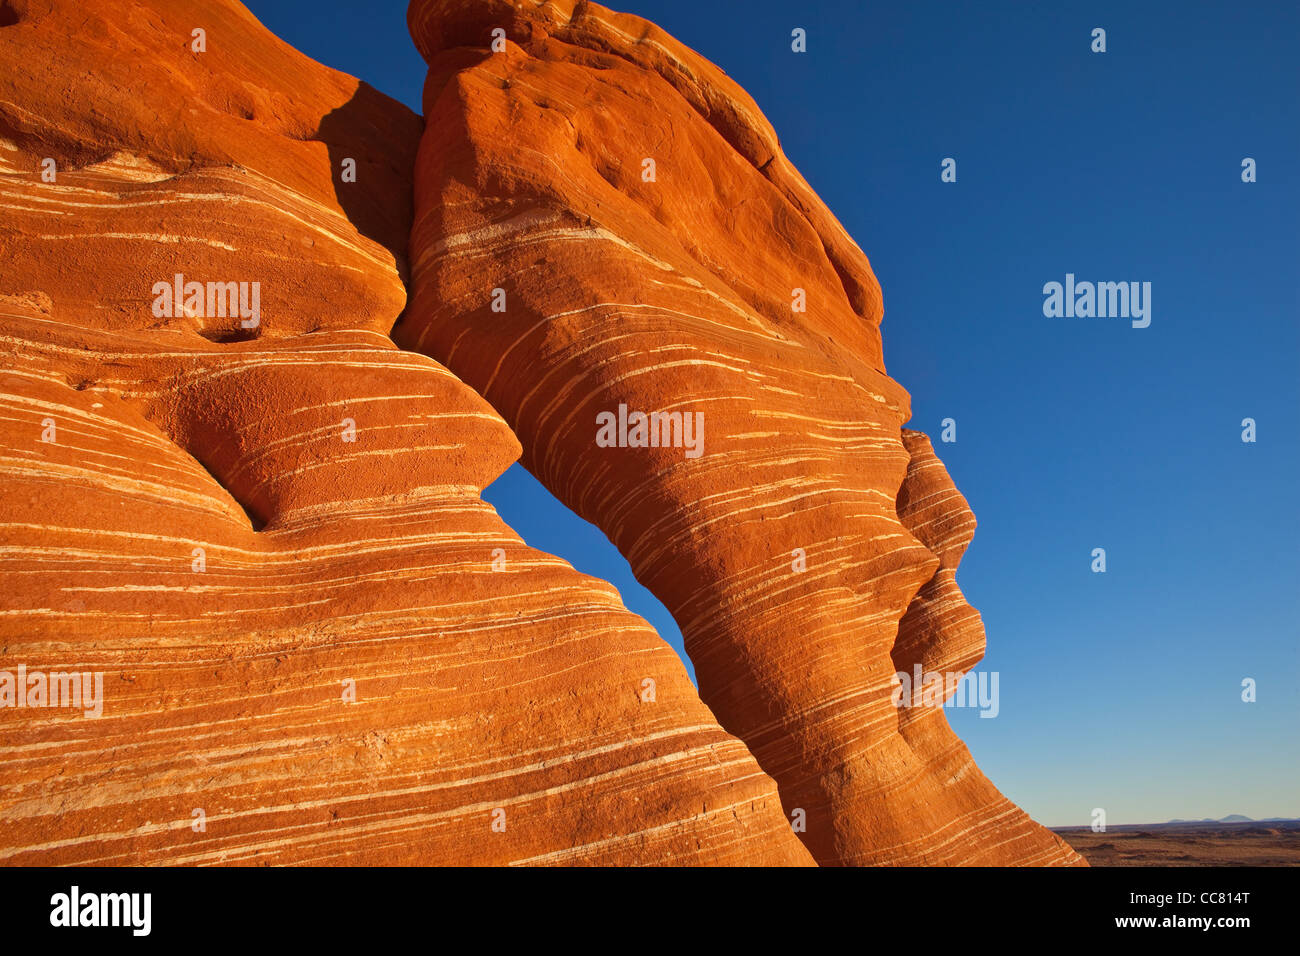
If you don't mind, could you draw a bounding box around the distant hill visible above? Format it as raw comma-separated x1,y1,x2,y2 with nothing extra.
1058,815,1300,830
1055,819,1300,865
1166,815,1254,824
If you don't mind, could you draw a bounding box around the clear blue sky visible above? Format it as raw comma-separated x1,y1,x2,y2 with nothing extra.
247,0,1298,827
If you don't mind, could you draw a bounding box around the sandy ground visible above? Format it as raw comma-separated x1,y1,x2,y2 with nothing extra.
1054,820,1300,866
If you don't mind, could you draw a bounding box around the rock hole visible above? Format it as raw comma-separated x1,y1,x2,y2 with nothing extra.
483,462,695,684
197,325,261,344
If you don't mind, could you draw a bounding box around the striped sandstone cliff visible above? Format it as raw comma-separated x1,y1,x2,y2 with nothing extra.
401,0,1083,866
0,0,1081,866
0,0,810,865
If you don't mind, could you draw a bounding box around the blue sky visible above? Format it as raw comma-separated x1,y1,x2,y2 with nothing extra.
248,0,1299,827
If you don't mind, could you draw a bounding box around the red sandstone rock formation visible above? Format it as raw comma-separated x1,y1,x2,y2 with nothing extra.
1,0,1081,867
402,0,1083,865
0,0,810,865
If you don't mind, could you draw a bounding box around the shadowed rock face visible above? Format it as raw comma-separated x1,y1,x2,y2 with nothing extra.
0,0,810,866
402,0,1083,865
0,0,419,336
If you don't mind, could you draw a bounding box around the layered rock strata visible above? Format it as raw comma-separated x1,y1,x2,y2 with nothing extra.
402,0,1083,865
0,0,810,866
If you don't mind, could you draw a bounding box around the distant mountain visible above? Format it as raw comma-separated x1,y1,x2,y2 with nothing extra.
1058,815,1300,830
1165,815,1254,824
